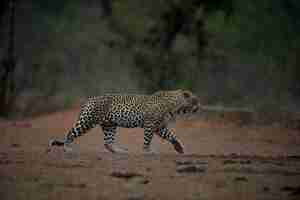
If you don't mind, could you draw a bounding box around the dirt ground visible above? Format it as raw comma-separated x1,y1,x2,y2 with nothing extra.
1,108,300,200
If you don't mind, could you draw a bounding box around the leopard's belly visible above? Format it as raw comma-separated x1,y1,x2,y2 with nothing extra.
108,110,144,128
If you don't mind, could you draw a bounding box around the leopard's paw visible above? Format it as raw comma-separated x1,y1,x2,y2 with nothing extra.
173,140,184,154
143,147,158,155
63,144,79,158
105,144,129,154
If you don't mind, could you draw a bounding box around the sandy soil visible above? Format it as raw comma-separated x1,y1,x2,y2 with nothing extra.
1,108,300,200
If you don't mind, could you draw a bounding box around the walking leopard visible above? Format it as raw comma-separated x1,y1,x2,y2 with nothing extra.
48,89,201,154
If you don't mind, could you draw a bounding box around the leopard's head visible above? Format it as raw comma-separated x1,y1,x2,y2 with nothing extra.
154,89,201,115
176,90,201,115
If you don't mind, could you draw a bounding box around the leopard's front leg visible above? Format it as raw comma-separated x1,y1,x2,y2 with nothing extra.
157,127,184,154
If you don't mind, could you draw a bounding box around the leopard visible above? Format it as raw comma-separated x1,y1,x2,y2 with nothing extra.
47,89,201,154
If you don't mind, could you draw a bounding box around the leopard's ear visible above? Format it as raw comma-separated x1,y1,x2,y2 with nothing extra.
182,90,192,98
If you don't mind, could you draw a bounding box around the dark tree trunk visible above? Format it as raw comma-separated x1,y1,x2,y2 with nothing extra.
0,0,16,116
100,0,112,17
160,5,186,50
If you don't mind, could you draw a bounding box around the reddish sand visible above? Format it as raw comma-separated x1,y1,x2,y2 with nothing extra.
1,108,300,200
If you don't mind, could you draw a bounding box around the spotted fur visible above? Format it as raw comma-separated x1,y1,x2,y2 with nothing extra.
48,89,201,154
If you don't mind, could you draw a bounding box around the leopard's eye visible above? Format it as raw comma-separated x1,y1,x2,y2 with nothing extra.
183,91,192,98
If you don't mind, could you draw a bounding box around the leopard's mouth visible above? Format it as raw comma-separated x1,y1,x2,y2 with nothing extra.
191,105,199,113
178,104,199,115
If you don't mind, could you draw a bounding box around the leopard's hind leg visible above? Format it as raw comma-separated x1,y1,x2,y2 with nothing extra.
101,125,128,154
47,104,98,153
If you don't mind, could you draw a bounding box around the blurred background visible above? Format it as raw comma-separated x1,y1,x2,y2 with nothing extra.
1,0,300,117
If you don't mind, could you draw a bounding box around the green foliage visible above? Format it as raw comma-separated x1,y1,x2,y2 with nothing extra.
62,94,73,108
202,0,300,107
9,0,300,116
